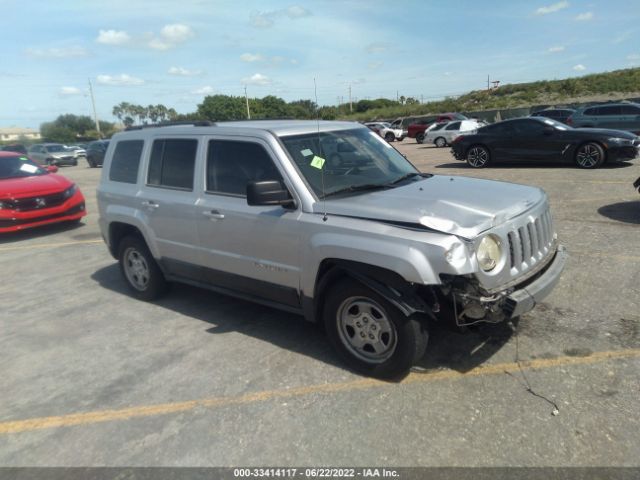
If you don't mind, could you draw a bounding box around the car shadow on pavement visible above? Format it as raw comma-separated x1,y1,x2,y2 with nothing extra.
0,220,85,245
434,161,635,169
91,264,514,380
598,200,640,225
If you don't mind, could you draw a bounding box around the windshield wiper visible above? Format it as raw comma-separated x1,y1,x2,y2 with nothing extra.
388,172,431,185
322,183,392,198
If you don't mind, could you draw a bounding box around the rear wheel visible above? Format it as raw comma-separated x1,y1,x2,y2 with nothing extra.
466,145,490,168
384,132,395,142
575,142,605,169
416,132,425,144
118,235,168,301
434,137,447,148
87,157,95,168
324,277,428,378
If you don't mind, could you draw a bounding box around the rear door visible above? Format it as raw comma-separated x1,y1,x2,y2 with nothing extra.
442,121,462,143
139,137,202,276
620,104,640,132
195,137,301,307
596,105,623,129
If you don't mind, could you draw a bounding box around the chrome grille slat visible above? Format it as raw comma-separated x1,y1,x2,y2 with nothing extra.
506,207,555,275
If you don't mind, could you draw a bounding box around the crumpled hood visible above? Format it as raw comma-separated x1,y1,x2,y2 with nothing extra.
314,175,546,239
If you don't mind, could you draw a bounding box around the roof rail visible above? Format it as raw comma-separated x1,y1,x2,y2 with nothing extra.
125,120,215,131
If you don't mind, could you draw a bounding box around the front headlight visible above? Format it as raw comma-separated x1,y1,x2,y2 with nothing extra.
63,184,78,198
607,137,631,145
476,234,502,272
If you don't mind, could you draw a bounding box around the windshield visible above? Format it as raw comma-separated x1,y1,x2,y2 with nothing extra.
280,127,419,198
46,145,65,152
0,156,47,180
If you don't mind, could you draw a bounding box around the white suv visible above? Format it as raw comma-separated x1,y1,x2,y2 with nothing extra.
364,122,405,142
97,120,566,377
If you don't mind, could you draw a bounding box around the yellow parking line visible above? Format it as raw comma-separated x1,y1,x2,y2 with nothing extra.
0,239,102,252
1,348,638,435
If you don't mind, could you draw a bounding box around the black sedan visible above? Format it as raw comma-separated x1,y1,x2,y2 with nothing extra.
450,117,639,169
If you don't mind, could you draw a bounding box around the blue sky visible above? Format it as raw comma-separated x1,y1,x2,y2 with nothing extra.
2,0,639,128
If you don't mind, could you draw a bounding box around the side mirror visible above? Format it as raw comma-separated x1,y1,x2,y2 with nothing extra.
46,165,58,173
247,180,294,207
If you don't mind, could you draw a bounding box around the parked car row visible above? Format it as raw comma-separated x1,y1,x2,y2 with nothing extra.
532,102,640,133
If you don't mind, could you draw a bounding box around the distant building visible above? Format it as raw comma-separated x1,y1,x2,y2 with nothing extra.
0,127,41,142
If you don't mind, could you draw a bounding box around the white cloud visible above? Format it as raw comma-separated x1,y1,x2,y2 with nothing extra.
573,64,586,71
168,66,202,76
59,86,82,96
365,43,387,54
627,53,640,60
536,1,569,15
575,12,593,21
96,29,130,45
286,5,311,18
241,73,271,86
25,46,88,58
148,23,194,50
192,86,214,95
368,61,383,70
160,24,194,43
548,45,565,53
96,74,144,86
240,53,264,62
250,5,312,28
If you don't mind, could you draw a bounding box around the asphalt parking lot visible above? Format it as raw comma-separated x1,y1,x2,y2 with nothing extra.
1,143,639,467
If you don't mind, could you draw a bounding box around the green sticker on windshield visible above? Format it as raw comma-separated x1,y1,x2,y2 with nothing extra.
310,155,325,169
19,156,28,161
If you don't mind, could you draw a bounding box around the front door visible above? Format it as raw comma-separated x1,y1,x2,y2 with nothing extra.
195,137,301,307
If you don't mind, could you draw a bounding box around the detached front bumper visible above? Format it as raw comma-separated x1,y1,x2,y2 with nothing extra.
503,245,567,318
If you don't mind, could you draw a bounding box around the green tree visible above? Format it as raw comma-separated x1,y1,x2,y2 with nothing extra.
197,95,246,121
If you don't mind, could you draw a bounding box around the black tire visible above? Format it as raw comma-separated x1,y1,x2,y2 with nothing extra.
323,277,428,378
46,158,53,166
384,132,395,142
574,142,605,169
466,145,491,168
118,235,169,301
87,157,95,168
434,137,447,148
416,132,425,144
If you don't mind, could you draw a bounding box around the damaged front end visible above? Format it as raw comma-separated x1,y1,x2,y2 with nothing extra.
438,244,567,327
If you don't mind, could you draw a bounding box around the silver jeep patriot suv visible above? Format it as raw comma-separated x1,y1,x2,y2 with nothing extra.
97,120,567,378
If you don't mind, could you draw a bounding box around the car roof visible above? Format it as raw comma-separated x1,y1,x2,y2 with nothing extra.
115,120,364,138
0,151,25,158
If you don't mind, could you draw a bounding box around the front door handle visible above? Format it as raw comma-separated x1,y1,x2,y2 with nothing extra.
202,210,225,220
141,200,159,209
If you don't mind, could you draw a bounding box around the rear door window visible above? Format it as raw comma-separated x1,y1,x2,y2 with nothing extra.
621,105,640,115
147,139,198,190
109,140,144,184
445,122,461,130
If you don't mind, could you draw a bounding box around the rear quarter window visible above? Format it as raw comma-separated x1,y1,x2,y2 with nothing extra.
109,140,144,184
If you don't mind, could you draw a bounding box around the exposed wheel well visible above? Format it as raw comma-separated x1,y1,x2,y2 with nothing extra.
312,259,431,324
108,222,144,258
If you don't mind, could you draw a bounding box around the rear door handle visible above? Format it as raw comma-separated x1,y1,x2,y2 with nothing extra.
202,210,225,220
141,200,159,209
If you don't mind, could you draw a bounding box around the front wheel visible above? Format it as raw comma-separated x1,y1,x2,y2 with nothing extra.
575,142,605,169
118,235,169,301
324,278,428,378
416,132,425,144
466,145,490,168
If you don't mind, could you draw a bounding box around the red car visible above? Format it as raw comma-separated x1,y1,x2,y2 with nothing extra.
0,151,86,233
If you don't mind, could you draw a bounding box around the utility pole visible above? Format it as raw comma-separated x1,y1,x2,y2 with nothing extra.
88,78,101,137
396,90,399,102
487,75,490,91
244,85,251,119
348,84,353,113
